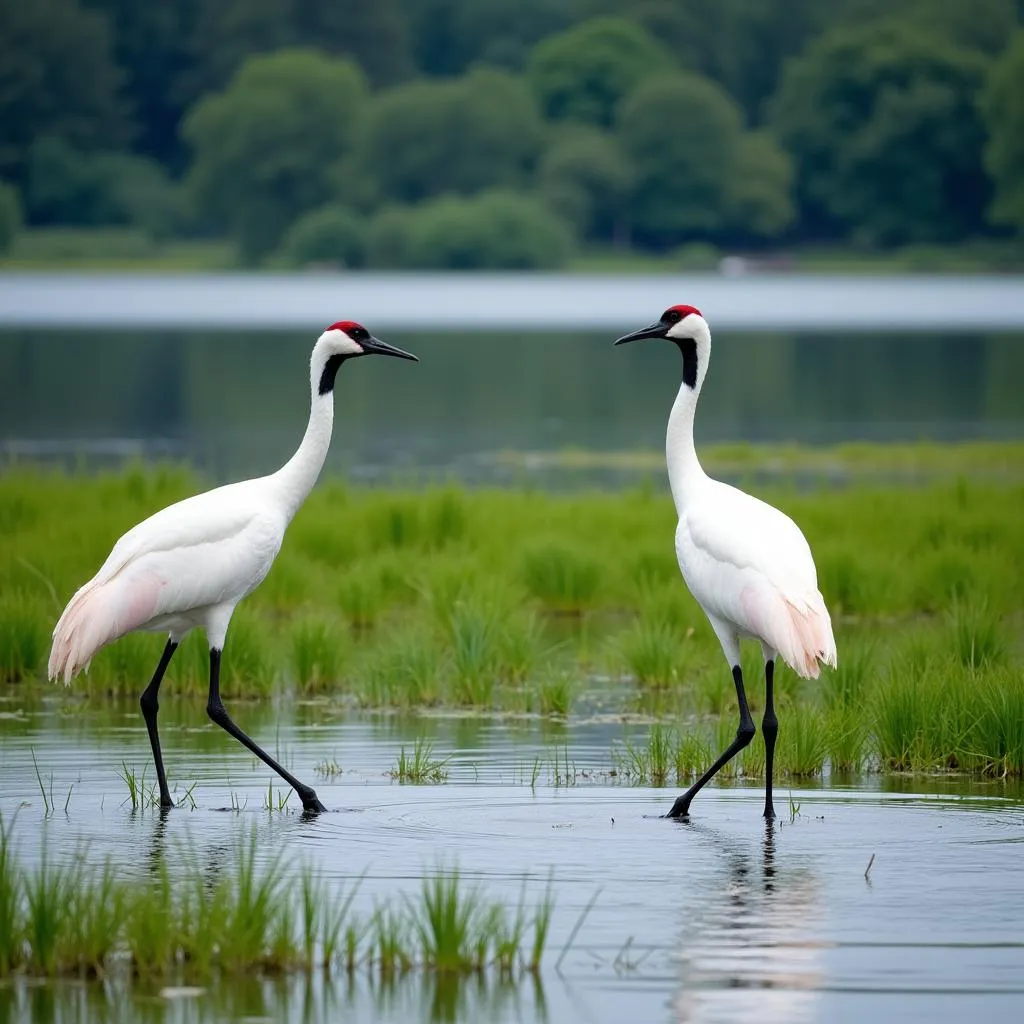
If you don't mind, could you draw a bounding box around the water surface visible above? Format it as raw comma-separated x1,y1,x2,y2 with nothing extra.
2,701,1022,1024
2,328,1021,483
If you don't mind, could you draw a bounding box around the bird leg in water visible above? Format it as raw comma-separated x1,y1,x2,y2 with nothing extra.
667,665,755,818
205,649,327,814
139,638,179,809
762,659,778,819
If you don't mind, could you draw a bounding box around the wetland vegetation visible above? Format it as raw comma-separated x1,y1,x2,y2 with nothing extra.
2,445,1022,784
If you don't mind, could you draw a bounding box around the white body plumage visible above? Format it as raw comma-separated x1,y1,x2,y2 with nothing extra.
615,303,835,818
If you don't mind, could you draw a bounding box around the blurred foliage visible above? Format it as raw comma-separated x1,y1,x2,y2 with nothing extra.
0,0,1021,263
982,31,1024,233
538,126,630,244
0,182,21,254
528,17,671,127
0,0,130,182
359,67,544,206
281,204,366,268
366,190,573,270
184,50,368,264
771,21,991,245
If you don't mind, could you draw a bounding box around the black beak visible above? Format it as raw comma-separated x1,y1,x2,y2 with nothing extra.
614,322,668,346
361,335,418,361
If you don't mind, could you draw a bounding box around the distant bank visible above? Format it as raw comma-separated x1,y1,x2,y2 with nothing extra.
2,271,1024,331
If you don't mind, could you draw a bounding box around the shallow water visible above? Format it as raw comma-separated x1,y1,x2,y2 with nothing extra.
2,700,1023,1023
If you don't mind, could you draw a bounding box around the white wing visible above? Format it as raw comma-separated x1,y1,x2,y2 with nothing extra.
49,480,283,683
676,480,836,678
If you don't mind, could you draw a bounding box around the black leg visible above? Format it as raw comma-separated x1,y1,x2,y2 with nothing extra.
140,638,179,809
205,649,326,814
762,659,778,819
667,665,755,819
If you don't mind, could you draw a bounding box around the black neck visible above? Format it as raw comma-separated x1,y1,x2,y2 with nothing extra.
318,354,346,395
675,339,698,389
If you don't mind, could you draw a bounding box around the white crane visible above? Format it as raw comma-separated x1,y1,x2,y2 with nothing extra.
615,305,836,819
48,321,417,814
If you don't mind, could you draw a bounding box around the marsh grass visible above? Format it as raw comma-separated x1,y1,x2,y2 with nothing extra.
537,670,575,717
778,705,827,777
3,467,1024,779
358,624,443,708
289,612,349,693
616,620,686,689
520,540,602,613
390,738,450,784
0,817,554,979
949,597,1007,671
614,725,715,785
0,593,49,682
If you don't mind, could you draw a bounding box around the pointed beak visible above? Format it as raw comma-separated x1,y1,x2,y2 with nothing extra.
360,335,419,361
614,322,668,346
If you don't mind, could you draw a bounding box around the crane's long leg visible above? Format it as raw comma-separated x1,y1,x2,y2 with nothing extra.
667,665,755,819
139,638,179,809
205,649,326,814
762,659,778,820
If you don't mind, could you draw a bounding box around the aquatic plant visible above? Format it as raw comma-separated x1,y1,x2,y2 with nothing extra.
0,817,555,980
390,738,450,784
537,670,575,717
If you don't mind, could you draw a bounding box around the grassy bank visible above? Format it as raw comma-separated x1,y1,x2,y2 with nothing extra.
1,453,1023,778
0,814,552,980
2,228,1021,274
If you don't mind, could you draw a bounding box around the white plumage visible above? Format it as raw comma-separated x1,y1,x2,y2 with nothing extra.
616,304,836,819
49,320,417,814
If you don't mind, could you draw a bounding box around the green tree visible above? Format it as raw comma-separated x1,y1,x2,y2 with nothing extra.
835,0,1020,57
528,17,671,127
538,126,630,244
282,204,365,267
83,0,199,169
727,131,794,240
360,67,543,205
407,0,573,76
771,21,991,245
26,137,182,236
184,0,412,103
403,189,574,270
982,31,1024,232
0,181,21,254
183,50,368,264
618,72,743,247
0,0,130,182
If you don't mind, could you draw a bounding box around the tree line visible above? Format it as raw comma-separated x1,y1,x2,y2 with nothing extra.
1,0,1022,267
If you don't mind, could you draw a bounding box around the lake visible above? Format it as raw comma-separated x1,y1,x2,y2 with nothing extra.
2,326,1022,484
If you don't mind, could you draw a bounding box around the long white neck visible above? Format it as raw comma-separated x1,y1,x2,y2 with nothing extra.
271,349,338,523
666,325,711,514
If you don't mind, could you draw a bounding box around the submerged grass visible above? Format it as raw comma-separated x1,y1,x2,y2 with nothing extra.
0,816,554,980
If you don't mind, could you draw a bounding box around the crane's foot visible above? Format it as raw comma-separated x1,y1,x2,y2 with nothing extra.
299,789,327,814
665,796,691,819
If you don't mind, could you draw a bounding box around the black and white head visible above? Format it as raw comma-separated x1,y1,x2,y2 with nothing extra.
614,305,710,390
315,320,418,394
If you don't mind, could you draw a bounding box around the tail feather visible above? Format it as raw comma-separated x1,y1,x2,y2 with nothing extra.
779,592,837,680
48,579,129,685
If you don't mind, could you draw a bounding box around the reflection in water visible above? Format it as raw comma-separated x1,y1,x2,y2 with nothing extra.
0,966,548,1024
1,328,1021,484
672,821,825,1024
